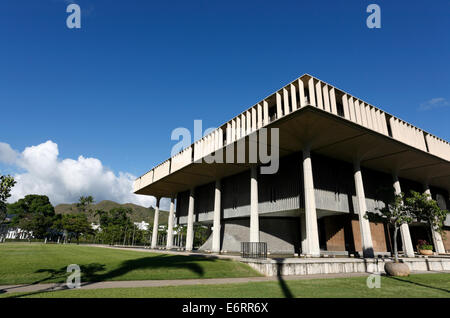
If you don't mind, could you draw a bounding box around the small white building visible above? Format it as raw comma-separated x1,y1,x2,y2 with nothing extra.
134,221,149,231
3,227,31,240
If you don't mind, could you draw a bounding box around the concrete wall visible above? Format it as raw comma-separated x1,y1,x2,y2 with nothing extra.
242,257,450,277
175,152,403,223
442,228,450,252
323,215,349,251
199,218,301,254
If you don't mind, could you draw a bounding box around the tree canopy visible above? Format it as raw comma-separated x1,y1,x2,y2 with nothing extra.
0,175,16,225
60,213,92,244
404,191,449,236
76,195,95,214
9,194,56,238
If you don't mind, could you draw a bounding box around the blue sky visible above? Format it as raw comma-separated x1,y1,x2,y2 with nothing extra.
0,0,449,206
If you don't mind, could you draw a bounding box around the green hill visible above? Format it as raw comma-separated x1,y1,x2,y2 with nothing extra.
54,200,169,225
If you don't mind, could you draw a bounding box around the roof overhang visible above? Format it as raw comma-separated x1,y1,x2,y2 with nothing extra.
135,106,450,197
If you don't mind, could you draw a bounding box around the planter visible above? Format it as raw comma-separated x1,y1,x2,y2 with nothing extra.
384,262,410,277
418,249,433,255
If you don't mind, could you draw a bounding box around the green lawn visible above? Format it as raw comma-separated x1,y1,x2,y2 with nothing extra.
2,273,449,298
0,243,260,285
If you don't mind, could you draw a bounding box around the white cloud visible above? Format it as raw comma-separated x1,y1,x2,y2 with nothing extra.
0,140,160,208
419,97,449,111
0,142,18,164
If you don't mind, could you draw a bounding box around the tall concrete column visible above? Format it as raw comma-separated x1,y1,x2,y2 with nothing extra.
300,213,308,254
166,196,175,249
302,148,320,257
151,197,161,249
424,186,446,254
393,175,415,257
212,180,222,253
185,188,195,251
250,166,259,242
353,161,374,258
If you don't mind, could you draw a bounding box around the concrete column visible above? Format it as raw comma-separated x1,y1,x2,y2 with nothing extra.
424,186,446,254
257,103,263,129
353,162,374,258
263,101,269,125
308,78,316,106
322,84,330,113
329,87,337,115
298,79,306,107
302,148,320,257
348,97,356,122
185,188,195,251
290,84,298,111
315,81,323,109
151,197,161,249
276,92,283,118
251,107,257,132
212,180,222,253
250,166,259,242
300,213,307,254
246,110,251,135
342,94,350,119
283,88,290,115
393,176,415,257
166,196,175,249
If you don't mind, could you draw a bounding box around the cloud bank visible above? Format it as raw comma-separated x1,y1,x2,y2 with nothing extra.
0,140,157,208
419,97,449,111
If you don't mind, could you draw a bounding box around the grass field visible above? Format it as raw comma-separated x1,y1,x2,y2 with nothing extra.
2,273,450,298
1,243,449,299
0,243,261,285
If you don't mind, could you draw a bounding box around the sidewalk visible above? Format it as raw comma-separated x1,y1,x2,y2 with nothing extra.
2,270,448,295
0,272,373,294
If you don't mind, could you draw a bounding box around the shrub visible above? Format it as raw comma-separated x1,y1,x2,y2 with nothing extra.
417,240,433,250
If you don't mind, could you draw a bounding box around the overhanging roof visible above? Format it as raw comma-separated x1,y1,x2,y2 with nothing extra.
135,106,450,197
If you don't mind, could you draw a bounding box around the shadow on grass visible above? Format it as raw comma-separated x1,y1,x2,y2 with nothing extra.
385,276,450,294
88,255,208,282
275,259,293,298
1,254,216,297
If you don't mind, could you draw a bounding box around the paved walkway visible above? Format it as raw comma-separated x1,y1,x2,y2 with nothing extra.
0,272,373,294
2,270,448,295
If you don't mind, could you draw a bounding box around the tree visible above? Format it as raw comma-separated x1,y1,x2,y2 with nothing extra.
9,195,55,239
404,190,449,246
0,175,16,225
76,196,95,215
61,213,92,244
194,224,210,248
95,207,133,245
365,189,413,263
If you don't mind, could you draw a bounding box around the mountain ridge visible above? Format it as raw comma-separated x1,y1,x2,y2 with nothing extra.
54,200,169,225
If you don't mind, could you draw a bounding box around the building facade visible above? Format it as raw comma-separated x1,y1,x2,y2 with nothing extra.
134,74,450,257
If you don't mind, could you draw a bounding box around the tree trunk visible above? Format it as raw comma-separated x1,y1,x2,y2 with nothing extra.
427,221,434,250
122,227,127,246
393,226,399,263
